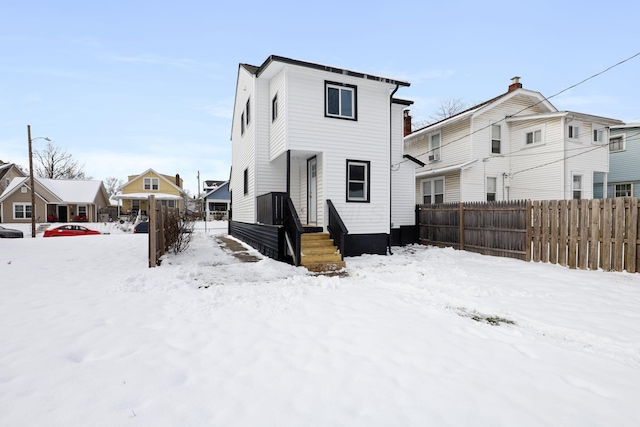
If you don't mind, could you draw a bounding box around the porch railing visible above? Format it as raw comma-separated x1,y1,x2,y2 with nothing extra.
327,199,348,260
257,192,287,225
283,195,304,266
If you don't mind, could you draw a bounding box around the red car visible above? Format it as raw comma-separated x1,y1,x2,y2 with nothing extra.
43,224,102,237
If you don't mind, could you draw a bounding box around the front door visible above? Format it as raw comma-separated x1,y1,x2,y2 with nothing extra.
58,205,68,222
307,157,317,225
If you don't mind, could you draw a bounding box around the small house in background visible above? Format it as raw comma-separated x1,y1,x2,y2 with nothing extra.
229,55,421,271
113,169,185,217
0,177,109,223
404,77,624,203
594,123,640,198
203,180,226,192
204,181,230,220
0,163,26,195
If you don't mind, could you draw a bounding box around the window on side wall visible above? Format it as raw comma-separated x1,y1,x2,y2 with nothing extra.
422,178,444,204
241,112,245,135
525,129,542,145
609,135,625,152
615,183,632,197
568,124,580,140
491,124,501,154
326,81,357,120
346,160,370,202
429,133,441,161
487,177,497,201
243,169,248,195
272,94,278,122
593,127,605,143
246,98,250,125
572,174,583,199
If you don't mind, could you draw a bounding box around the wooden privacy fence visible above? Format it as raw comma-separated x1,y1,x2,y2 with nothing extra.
418,197,640,273
148,195,180,267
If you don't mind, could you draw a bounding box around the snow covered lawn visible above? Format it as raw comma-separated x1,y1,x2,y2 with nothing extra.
1,221,639,426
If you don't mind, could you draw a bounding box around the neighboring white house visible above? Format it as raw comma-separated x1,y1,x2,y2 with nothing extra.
404,77,624,204
229,55,421,261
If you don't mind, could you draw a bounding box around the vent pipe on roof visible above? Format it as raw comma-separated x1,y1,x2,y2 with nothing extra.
508,76,522,92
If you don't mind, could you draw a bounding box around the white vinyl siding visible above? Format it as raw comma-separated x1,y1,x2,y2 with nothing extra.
269,69,286,160
391,103,417,227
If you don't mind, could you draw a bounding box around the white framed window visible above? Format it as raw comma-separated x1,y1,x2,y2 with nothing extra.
421,177,445,204
572,174,583,199
346,160,370,202
491,124,501,154
21,186,27,193
13,202,32,219
144,178,159,191
615,183,632,197
609,135,625,152
160,200,176,208
487,177,497,201
592,125,606,144
272,94,278,122
132,199,140,211
326,81,357,120
524,127,543,145
77,205,87,217
429,132,441,162
567,124,580,140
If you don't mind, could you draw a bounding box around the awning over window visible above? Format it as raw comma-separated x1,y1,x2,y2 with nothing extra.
415,159,478,178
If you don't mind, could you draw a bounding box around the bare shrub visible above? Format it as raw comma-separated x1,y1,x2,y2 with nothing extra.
164,214,194,254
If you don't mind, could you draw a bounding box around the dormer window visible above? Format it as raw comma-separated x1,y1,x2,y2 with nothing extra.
325,81,357,120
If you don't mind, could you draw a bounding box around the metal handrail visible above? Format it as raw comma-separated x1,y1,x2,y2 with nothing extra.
327,199,348,260
283,195,304,266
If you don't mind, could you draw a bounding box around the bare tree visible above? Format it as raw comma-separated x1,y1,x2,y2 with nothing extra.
413,98,470,130
34,141,90,180
104,177,124,197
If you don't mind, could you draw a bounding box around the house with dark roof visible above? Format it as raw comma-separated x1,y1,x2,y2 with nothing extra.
0,163,26,196
404,77,623,203
229,55,422,271
204,181,230,220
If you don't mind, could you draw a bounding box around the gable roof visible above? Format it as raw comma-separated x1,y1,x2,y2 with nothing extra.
204,181,230,200
0,163,25,180
119,168,185,195
0,177,108,204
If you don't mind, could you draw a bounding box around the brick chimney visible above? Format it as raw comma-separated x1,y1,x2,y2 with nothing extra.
404,110,412,136
175,173,181,187
508,76,522,92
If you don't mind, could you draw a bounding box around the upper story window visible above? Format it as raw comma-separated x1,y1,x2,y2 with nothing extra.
429,133,441,162
346,160,370,202
272,94,278,122
144,178,159,191
326,81,357,120
243,168,248,195
525,128,542,145
491,124,501,154
241,112,245,135
245,98,251,125
567,124,580,140
610,135,625,152
593,127,605,143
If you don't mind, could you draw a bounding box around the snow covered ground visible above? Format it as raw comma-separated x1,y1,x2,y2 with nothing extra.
1,221,639,426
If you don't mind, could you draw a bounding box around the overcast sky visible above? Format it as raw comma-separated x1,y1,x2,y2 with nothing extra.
1,0,639,194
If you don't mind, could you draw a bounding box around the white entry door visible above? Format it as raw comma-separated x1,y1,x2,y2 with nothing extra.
308,157,317,225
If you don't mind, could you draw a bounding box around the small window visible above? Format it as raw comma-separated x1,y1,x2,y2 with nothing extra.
243,168,248,195
615,183,632,197
422,178,444,204
326,81,357,120
272,94,278,122
487,177,497,201
610,136,624,152
491,125,501,154
241,112,245,135
5,178,9,187
246,98,250,125
78,206,87,217
144,178,159,190
572,174,582,200
346,160,370,202
429,133,441,161
593,128,605,143
568,125,580,139
525,129,542,145
132,199,140,210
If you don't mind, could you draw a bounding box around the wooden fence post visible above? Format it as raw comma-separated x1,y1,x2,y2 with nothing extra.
626,198,638,273
602,198,613,271
613,197,625,272
459,202,465,251
149,195,156,268
578,199,589,270
549,200,558,264
525,200,532,262
588,199,600,271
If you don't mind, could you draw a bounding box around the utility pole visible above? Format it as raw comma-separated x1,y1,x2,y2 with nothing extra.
28,125,36,238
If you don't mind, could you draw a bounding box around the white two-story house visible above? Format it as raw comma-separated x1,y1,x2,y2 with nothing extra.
404,77,623,204
229,55,421,269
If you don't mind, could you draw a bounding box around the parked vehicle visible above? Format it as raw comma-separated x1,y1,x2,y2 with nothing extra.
133,221,149,233
0,225,24,238
43,224,102,237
